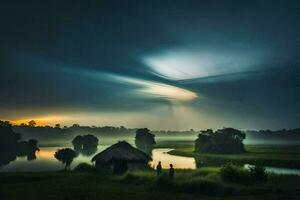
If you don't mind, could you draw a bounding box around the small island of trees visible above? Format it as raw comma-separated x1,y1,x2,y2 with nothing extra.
72,134,99,156
135,128,156,155
195,128,246,154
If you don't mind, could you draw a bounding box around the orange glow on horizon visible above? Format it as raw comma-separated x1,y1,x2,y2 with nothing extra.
10,115,72,126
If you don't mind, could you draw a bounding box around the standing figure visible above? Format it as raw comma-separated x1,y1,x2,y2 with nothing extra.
156,161,162,176
169,164,175,178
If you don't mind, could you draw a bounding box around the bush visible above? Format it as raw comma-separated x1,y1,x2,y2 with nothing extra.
220,164,251,183
221,164,268,184
249,165,267,182
73,163,95,172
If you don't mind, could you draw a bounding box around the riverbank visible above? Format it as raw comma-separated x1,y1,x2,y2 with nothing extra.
168,144,300,168
1,169,300,200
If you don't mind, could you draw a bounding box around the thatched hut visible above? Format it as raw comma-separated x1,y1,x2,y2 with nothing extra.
91,141,152,174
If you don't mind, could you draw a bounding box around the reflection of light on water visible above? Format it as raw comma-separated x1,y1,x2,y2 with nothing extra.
36,148,57,159
4,146,300,175
150,148,196,169
1,147,196,172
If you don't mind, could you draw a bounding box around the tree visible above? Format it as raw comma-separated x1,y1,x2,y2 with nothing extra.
54,148,78,169
15,138,40,160
27,139,40,160
72,135,83,151
0,121,21,148
195,130,212,153
82,134,98,149
0,121,41,165
28,120,36,127
72,124,80,128
135,128,156,154
0,121,21,166
195,128,245,154
72,135,99,156
0,120,11,127
55,124,61,129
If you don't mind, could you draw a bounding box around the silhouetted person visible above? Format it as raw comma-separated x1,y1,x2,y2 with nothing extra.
169,164,174,178
156,161,162,176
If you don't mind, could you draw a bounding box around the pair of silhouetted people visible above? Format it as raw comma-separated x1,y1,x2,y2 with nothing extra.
156,161,175,178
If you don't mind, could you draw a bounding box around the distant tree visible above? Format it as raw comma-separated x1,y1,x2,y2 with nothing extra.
195,128,245,154
55,124,61,129
195,130,212,153
0,121,21,147
27,139,40,160
28,120,36,127
16,141,29,156
72,135,84,151
0,121,21,166
72,135,98,156
0,120,12,127
0,120,42,165
82,134,98,149
54,148,78,170
135,128,156,154
15,138,40,160
72,124,80,128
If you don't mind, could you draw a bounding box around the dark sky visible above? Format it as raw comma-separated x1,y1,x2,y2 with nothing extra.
0,0,299,130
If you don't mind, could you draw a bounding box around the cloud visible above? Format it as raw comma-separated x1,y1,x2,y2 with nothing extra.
73,68,198,102
143,47,270,81
114,75,198,102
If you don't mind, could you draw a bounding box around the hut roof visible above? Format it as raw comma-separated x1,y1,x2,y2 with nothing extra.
91,141,152,163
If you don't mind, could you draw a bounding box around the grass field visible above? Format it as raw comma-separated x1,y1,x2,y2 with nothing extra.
159,141,300,168
1,141,300,200
1,169,300,200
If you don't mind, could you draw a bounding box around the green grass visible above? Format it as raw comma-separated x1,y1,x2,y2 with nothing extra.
1,169,300,200
166,144,300,168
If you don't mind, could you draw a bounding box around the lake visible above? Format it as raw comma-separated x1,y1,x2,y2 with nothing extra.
2,146,300,176
1,146,196,172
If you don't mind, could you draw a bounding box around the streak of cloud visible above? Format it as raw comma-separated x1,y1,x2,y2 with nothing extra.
68,67,198,102
143,48,269,81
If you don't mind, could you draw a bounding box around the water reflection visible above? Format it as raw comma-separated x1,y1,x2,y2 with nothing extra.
1,147,196,171
2,147,300,176
0,131,40,166
150,148,196,169
1,146,108,172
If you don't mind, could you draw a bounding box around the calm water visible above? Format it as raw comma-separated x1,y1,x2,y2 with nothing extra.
2,147,300,176
1,147,196,172
150,148,196,169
